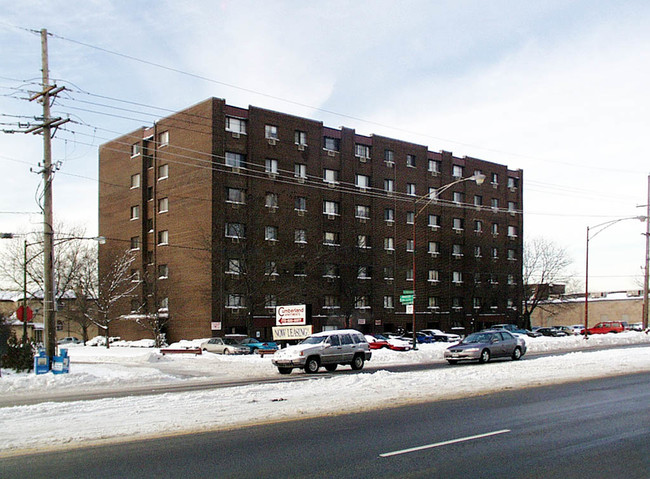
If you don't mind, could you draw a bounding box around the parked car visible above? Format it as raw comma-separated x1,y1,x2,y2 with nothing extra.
533,327,568,337
235,337,278,353
364,334,389,349
200,337,250,355
402,332,436,344
444,330,527,364
570,324,586,335
490,324,541,338
384,335,414,351
272,329,371,374
584,321,626,335
630,322,644,332
57,336,81,345
553,326,577,336
419,329,461,343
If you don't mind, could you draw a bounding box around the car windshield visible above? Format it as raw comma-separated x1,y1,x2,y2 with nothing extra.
462,333,492,344
301,336,327,345
223,338,241,345
374,334,388,340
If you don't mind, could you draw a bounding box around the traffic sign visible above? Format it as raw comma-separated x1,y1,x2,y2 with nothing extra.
399,294,414,304
402,290,414,295
16,305,33,322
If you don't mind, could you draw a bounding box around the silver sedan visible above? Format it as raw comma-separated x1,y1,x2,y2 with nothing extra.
200,337,250,355
444,330,526,364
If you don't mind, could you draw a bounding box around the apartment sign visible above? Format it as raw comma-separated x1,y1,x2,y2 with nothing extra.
276,304,307,326
272,325,313,341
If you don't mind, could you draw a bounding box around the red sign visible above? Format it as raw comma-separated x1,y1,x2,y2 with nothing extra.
275,305,307,326
16,305,33,322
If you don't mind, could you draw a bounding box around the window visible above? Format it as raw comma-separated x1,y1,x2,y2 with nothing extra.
295,196,306,212
452,165,463,178
428,215,440,228
265,295,277,309
508,274,515,285
491,173,499,185
324,295,340,309
226,294,244,308
130,205,139,220
295,229,306,244
265,158,278,174
508,225,518,238
428,241,440,255
355,296,370,309
158,230,169,245
384,149,394,164
384,296,394,309
226,259,241,275
474,246,482,258
407,183,416,196
158,264,169,279
130,173,141,189
225,222,245,239
323,168,339,183
131,269,140,283
428,297,439,309
357,266,371,279
355,144,370,158
265,193,278,209
384,208,395,222
130,236,140,250
159,297,169,310
428,187,438,200
226,117,247,134
265,124,278,140
452,271,463,284
428,159,441,173
491,223,499,235
226,152,244,168
357,234,370,249
294,262,307,276
226,187,245,204
453,218,464,231
294,163,307,179
491,247,499,259
406,239,414,252
407,154,416,167
406,269,413,281
406,211,414,224
157,164,169,180
491,198,499,209
131,143,141,157
146,187,153,201
475,220,483,233
323,200,340,216
384,237,394,251
324,137,340,151
383,266,394,280
453,192,464,203
452,297,463,309
265,261,278,277
158,197,169,213
265,226,278,241
324,263,339,278
507,249,517,260
474,195,483,206
428,270,439,282
158,130,169,147
356,205,370,219
146,218,153,232
356,174,370,189
130,299,140,313
324,231,340,246
384,179,394,193
452,244,463,257
295,130,307,146
508,177,518,189
508,201,517,213
473,297,482,309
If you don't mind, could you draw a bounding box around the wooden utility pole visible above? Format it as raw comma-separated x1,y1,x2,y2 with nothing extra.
643,175,650,330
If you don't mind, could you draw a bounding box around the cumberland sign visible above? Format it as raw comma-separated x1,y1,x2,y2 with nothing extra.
275,304,307,326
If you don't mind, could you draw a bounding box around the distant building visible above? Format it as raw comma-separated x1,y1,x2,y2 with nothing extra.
99,98,524,342
531,290,645,327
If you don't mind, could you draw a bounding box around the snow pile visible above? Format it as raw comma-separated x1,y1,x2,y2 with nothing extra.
0,332,648,455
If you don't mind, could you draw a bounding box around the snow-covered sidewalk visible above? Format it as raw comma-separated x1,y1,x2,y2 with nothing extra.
0,332,649,455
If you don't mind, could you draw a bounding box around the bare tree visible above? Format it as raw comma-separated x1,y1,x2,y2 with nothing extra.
84,249,139,348
522,236,574,329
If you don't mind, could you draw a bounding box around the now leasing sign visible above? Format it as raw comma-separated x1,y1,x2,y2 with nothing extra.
272,325,313,341
275,304,307,326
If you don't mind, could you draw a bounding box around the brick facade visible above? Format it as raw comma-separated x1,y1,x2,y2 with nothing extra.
99,98,524,342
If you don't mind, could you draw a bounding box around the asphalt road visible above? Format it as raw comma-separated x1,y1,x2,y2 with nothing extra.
2,372,648,478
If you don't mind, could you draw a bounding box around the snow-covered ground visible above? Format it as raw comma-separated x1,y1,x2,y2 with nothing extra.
1,332,649,456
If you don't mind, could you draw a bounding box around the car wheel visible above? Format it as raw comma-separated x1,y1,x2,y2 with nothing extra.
304,357,320,374
512,347,522,361
325,364,337,372
278,367,292,375
479,349,491,363
351,354,364,370
224,348,231,355
447,359,458,365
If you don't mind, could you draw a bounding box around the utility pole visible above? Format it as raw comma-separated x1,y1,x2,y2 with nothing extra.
643,175,650,330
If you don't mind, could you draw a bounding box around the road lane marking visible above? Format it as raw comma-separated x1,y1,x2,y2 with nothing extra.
379,429,511,458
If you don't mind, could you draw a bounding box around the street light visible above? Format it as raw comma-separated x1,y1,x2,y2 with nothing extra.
584,216,646,339
411,173,486,349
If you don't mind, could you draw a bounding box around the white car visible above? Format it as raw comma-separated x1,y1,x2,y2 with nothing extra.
419,329,461,343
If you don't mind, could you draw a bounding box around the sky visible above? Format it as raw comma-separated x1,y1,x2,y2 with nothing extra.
1,1,649,292
0,333,649,454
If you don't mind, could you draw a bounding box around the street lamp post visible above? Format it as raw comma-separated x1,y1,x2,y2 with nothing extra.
411,173,485,349
584,216,646,339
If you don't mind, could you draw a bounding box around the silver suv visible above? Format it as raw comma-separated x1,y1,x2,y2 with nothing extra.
272,329,372,374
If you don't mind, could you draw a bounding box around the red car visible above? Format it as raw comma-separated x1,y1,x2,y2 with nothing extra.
364,334,389,349
584,321,625,334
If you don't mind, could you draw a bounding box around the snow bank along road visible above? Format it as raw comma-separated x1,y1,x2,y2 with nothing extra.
0,332,649,456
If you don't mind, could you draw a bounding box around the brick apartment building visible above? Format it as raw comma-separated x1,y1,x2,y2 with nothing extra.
99,97,523,342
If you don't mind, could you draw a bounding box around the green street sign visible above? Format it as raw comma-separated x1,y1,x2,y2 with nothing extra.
402,290,414,295
400,294,414,304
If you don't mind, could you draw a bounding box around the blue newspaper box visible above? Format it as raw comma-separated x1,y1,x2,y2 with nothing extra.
34,350,50,375
52,348,70,374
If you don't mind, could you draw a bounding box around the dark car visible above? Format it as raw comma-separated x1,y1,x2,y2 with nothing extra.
491,324,541,338
534,327,568,337
444,330,527,364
